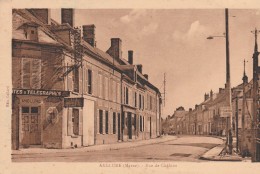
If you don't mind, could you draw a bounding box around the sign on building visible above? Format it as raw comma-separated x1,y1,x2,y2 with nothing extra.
12,89,70,97
64,98,84,107
220,106,232,117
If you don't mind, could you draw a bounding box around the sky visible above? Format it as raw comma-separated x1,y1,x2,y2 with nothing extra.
51,9,260,118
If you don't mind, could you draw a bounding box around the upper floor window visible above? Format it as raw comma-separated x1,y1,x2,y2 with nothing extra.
125,87,129,105
21,58,41,89
86,69,92,94
73,68,79,93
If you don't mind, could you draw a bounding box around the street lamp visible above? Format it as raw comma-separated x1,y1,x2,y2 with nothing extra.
207,8,233,154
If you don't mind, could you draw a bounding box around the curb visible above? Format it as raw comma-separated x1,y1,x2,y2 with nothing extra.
199,144,242,161
12,136,177,156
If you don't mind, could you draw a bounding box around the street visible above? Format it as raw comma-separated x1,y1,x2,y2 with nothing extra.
12,136,223,162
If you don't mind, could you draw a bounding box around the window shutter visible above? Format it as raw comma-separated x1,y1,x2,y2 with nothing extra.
67,108,73,136
22,58,31,88
68,68,73,91
78,109,83,136
31,59,41,89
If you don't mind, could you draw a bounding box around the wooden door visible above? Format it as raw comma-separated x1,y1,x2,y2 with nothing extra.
21,106,41,145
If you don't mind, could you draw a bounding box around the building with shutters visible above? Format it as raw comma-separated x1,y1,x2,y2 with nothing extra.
12,8,162,150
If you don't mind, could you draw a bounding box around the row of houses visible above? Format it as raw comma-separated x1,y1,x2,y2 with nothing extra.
12,8,162,150
164,69,257,154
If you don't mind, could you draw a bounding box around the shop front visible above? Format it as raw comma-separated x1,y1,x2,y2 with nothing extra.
12,88,69,149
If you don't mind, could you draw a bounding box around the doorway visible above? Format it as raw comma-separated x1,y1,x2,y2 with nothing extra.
20,106,41,145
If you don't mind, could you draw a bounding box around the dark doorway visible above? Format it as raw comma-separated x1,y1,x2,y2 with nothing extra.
127,112,132,139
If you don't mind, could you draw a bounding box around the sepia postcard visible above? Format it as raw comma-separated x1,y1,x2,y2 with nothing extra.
1,0,260,174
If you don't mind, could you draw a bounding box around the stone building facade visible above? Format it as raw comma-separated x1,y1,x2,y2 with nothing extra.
12,8,162,150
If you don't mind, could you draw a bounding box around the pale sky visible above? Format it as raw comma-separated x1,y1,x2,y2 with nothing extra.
51,9,260,118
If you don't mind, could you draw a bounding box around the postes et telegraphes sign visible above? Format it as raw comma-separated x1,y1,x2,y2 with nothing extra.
64,98,84,107
12,89,70,97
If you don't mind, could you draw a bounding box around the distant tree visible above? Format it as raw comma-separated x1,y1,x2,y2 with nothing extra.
176,106,185,111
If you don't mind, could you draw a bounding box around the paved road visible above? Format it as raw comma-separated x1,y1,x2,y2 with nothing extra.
12,136,223,162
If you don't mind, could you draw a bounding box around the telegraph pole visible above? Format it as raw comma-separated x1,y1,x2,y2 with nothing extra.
225,8,233,154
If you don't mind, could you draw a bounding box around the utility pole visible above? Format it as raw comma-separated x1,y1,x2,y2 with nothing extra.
225,8,233,155
251,28,260,162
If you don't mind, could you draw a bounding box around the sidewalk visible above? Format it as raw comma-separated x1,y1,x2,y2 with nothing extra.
200,139,243,161
12,135,177,155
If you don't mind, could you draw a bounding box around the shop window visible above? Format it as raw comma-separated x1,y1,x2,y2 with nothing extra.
31,107,38,113
21,58,41,89
72,109,79,135
105,111,109,134
113,112,116,134
99,110,103,134
22,107,29,113
87,69,92,94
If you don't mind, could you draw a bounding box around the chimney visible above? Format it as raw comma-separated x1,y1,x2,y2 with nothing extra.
28,9,50,24
189,108,192,112
83,24,96,47
136,65,143,74
128,50,133,64
210,90,213,98
219,88,224,93
61,8,74,27
144,74,148,80
106,38,122,60
204,93,209,101
195,104,199,110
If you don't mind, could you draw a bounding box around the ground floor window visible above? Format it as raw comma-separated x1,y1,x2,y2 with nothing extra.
99,110,103,134
72,109,79,135
113,112,116,134
105,111,108,134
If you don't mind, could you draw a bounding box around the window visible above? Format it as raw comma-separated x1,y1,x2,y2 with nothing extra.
104,77,108,100
113,112,116,134
125,87,129,105
72,109,79,135
139,94,142,109
99,110,103,134
134,92,137,107
73,68,79,92
87,69,92,94
134,114,136,130
105,111,109,134
21,58,41,89
150,96,153,111
140,116,143,132
99,74,103,97
117,83,120,103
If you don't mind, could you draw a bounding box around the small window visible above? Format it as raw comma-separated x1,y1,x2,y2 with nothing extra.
31,107,38,113
22,107,29,113
31,30,35,34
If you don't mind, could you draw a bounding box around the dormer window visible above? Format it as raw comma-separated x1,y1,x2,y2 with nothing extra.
19,22,39,41
26,26,38,41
